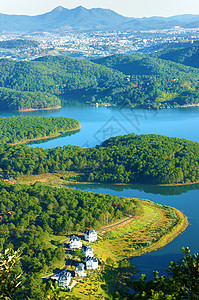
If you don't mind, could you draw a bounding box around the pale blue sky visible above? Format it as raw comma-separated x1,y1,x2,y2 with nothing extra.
0,0,199,17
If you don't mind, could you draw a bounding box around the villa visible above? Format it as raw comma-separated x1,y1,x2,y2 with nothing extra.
58,270,71,287
82,245,93,257
69,235,82,249
75,263,86,277
84,230,97,242
86,256,98,270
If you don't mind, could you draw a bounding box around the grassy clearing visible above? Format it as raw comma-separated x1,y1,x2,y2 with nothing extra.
39,233,67,277
16,171,84,186
92,199,188,263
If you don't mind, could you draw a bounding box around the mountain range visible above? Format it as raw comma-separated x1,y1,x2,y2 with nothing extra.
1,6,199,33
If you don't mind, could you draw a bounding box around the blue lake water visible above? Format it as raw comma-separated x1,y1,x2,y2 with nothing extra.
67,183,199,278
1,103,199,278
1,104,198,147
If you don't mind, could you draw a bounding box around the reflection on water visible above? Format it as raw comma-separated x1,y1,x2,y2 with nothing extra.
132,252,183,280
67,183,199,278
67,182,199,196
27,129,80,146
0,103,199,278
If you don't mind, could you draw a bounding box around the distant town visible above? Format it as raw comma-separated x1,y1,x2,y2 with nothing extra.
1,26,199,60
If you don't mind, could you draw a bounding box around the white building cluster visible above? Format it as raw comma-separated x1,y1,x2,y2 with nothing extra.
51,229,99,288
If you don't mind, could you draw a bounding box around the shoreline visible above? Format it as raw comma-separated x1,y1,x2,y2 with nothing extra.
72,200,188,298
131,206,189,257
18,105,61,112
11,125,81,145
65,179,199,188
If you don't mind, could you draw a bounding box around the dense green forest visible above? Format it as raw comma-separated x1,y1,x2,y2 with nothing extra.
0,55,125,110
0,55,125,93
92,53,199,78
156,44,199,69
0,133,198,185
0,116,80,143
1,49,199,110
0,39,39,49
0,180,135,298
93,53,199,108
0,87,60,110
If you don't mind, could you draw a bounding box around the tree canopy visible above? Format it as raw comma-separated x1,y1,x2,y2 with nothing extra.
0,133,198,185
0,116,80,144
1,51,199,110
127,247,199,299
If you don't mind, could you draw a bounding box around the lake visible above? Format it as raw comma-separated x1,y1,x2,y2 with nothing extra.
1,103,199,278
1,103,198,148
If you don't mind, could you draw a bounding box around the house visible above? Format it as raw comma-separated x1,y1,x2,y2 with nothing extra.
84,230,97,242
86,256,98,270
69,235,82,249
58,270,71,287
75,263,86,277
82,245,93,257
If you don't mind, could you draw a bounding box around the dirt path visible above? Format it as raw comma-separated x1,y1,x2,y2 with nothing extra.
101,216,134,231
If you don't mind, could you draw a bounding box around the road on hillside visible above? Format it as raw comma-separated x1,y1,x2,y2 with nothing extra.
101,216,134,230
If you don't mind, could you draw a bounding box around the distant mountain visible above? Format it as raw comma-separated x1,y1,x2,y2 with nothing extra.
117,14,199,30
0,6,131,32
1,7,199,33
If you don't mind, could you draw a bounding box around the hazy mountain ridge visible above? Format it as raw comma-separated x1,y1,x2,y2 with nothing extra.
1,6,199,32
0,6,131,32
118,14,199,30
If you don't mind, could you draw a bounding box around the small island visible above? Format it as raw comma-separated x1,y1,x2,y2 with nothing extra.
0,116,80,144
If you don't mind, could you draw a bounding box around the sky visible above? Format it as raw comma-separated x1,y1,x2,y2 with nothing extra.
0,0,199,18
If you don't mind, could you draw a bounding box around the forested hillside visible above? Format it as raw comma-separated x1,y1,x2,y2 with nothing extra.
0,180,135,298
0,55,125,110
157,44,199,69
0,116,80,144
1,52,199,110
0,39,38,49
0,133,198,185
0,87,60,110
92,53,199,78
92,53,199,108
0,56,125,93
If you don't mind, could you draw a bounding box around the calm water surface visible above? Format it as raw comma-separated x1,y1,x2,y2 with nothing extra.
1,104,198,147
68,183,199,278
1,104,199,277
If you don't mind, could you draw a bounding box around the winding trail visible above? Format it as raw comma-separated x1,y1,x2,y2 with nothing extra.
101,215,134,230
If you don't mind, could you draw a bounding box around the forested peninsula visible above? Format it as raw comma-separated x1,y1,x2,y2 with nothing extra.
0,180,188,299
1,43,199,110
0,130,198,185
0,116,80,144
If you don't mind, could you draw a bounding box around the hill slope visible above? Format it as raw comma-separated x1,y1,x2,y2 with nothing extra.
156,44,199,69
1,53,199,110
92,53,199,108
